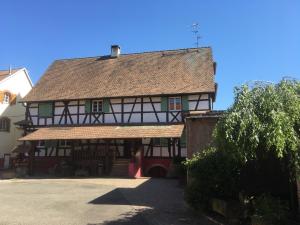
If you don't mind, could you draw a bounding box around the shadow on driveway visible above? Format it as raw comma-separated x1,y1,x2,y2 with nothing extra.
88,178,220,225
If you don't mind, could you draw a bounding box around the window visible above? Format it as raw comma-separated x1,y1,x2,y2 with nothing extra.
153,138,168,147
37,140,45,148
153,138,161,146
168,97,181,111
0,117,10,132
92,100,103,113
59,140,71,147
3,93,10,104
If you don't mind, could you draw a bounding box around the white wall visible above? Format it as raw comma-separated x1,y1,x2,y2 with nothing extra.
142,138,187,157
0,69,33,159
29,94,212,126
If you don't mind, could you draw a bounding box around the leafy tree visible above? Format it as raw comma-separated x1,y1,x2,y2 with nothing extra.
215,79,299,164
214,79,300,212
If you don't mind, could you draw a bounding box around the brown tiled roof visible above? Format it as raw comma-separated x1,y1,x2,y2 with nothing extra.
23,47,216,102
0,69,20,82
19,125,184,140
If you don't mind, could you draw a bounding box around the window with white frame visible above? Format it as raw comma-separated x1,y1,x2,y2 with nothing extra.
3,93,10,104
92,100,103,113
168,97,181,111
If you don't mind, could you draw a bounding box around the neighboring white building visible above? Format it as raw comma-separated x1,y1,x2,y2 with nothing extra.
0,68,33,169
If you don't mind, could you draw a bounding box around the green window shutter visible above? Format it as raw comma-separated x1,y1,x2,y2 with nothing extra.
182,96,189,111
161,97,168,111
38,102,53,117
160,138,168,147
45,140,57,148
180,129,187,147
103,99,110,113
85,100,91,113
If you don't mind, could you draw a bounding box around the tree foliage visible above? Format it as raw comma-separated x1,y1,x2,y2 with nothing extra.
184,79,299,214
214,79,300,167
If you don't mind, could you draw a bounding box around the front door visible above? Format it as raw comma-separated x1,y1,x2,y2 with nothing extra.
123,139,142,158
4,154,10,169
123,140,132,158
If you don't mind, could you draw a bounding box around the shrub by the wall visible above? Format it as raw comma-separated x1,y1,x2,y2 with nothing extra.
184,147,241,209
251,194,290,225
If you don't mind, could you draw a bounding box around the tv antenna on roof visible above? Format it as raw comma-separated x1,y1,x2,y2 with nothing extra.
191,22,201,48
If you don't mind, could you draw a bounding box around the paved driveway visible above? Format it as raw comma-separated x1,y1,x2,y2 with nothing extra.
0,178,219,225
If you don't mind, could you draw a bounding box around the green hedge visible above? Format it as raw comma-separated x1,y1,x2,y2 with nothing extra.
184,147,241,209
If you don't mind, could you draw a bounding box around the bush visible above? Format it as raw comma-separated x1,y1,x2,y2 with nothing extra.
172,156,186,177
172,155,185,165
251,194,290,225
184,147,241,209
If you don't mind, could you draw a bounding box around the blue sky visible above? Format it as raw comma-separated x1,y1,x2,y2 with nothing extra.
0,0,299,109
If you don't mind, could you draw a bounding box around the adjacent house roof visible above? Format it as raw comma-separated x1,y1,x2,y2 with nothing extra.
23,47,216,102
19,124,185,140
0,69,20,82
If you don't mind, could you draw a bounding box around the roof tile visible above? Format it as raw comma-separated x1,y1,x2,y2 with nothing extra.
19,125,185,140
23,48,216,102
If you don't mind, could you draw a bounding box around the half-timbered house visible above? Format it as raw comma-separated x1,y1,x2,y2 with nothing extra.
18,46,217,177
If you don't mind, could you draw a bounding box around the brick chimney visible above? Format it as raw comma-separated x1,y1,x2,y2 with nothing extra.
111,45,120,58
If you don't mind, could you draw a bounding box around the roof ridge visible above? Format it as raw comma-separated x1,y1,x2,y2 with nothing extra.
56,47,212,62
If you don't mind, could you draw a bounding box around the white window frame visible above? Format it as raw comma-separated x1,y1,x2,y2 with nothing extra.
168,97,181,111
3,93,10,104
92,100,103,113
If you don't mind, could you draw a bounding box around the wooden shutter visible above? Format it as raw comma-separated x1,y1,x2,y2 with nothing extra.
103,99,110,113
6,118,10,132
0,91,4,103
180,129,187,147
38,103,53,117
0,117,10,132
85,100,91,113
45,140,57,148
161,97,168,111
182,96,189,111
10,93,17,105
160,138,168,147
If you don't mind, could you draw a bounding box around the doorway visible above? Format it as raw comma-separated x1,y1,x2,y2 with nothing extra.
123,139,142,159
4,154,10,169
123,140,132,158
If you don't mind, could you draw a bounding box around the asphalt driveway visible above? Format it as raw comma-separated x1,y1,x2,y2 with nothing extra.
0,178,219,225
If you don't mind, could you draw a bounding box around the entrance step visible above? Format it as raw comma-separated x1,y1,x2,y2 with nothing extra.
0,169,16,179
110,159,130,177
